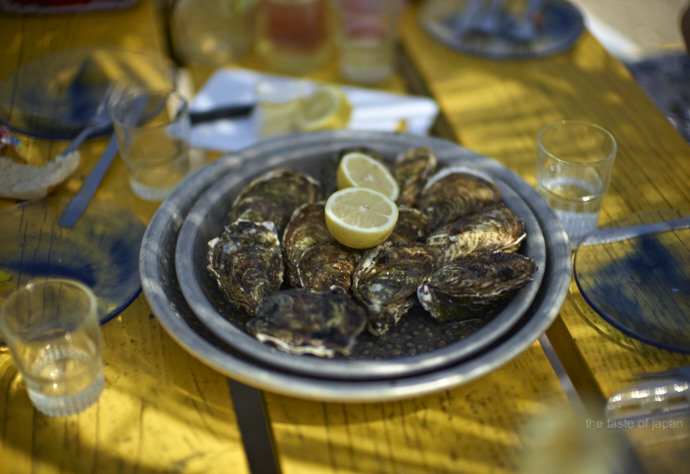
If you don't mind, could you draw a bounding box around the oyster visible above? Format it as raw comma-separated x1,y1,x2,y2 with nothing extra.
388,206,431,243
392,146,438,207
417,167,501,229
207,220,284,316
282,202,334,286
231,169,322,233
352,241,436,336
417,251,537,323
425,203,526,266
247,288,368,358
295,242,361,292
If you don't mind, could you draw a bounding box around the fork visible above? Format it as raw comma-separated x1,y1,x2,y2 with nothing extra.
634,365,690,382
58,82,115,156
507,0,547,42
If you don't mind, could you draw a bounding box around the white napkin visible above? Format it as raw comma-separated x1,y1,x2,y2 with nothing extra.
189,68,439,152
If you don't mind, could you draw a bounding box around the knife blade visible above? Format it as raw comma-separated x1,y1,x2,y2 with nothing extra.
581,216,690,246
59,133,119,228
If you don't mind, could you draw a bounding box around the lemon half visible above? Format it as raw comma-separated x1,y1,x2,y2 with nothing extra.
336,151,400,201
296,84,352,132
324,187,398,249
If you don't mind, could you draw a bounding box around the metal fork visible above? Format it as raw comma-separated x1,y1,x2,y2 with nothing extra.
58,82,115,156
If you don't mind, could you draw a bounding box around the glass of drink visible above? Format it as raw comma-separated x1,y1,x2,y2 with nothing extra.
256,0,331,73
536,120,617,250
334,0,402,84
0,278,105,417
111,89,191,201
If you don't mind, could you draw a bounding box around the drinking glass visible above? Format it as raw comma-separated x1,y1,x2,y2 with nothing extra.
334,0,402,84
0,278,105,417
111,89,191,201
536,120,617,249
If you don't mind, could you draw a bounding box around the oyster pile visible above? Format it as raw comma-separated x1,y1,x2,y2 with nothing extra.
207,147,537,358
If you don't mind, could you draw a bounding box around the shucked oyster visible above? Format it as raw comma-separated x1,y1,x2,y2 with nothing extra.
352,241,435,336
247,288,367,358
392,147,438,207
282,202,334,287
425,203,526,266
417,252,537,323
417,167,501,229
295,242,361,293
231,169,322,233
207,220,284,316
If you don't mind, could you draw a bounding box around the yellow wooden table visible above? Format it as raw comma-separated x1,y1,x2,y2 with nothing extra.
0,1,687,473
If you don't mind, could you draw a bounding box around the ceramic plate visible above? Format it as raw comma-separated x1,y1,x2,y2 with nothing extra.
420,0,584,59
0,198,145,325
140,131,572,401
574,209,690,353
0,46,175,139
175,133,547,380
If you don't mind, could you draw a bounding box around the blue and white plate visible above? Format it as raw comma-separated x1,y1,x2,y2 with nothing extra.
574,209,690,353
420,0,584,59
0,198,145,327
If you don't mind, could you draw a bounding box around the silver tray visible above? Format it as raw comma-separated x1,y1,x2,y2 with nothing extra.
175,135,547,380
140,131,572,402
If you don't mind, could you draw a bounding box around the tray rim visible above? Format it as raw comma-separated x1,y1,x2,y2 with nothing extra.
140,130,572,402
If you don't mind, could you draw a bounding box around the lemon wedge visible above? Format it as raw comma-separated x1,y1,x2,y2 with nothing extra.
324,187,398,249
336,151,400,201
296,84,352,132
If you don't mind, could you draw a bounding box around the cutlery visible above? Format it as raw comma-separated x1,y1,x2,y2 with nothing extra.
475,0,508,35
59,83,114,156
445,0,486,38
189,104,254,124
508,0,547,42
58,133,119,228
580,215,690,246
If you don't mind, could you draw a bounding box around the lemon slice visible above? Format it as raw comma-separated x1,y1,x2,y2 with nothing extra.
324,187,398,249
296,84,352,132
336,151,400,201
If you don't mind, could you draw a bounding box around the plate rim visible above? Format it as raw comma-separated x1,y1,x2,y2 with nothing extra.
140,130,572,402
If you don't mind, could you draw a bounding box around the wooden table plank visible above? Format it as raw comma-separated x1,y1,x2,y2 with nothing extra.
266,343,568,474
0,2,250,472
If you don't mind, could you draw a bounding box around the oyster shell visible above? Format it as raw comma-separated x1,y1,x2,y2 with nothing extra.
282,202,334,287
388,206,431,243
392,146,438,207
425,203,526,266
352,241,436,336
295,242,361,292
207,220,284,316
417,167,501,229
231,169,322,233
247,288,368,358
417,252,537,323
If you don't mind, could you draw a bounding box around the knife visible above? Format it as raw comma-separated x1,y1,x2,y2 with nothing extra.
189,104,254,125
581,215,690,246
59,133,119,228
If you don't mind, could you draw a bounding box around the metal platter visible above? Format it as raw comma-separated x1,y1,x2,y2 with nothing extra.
140,131,572,402
175,135,547,380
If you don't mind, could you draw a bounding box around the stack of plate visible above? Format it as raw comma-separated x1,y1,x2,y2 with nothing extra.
139,131,572,402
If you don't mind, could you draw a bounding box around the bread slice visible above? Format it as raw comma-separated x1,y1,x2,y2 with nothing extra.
0,151,80,200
